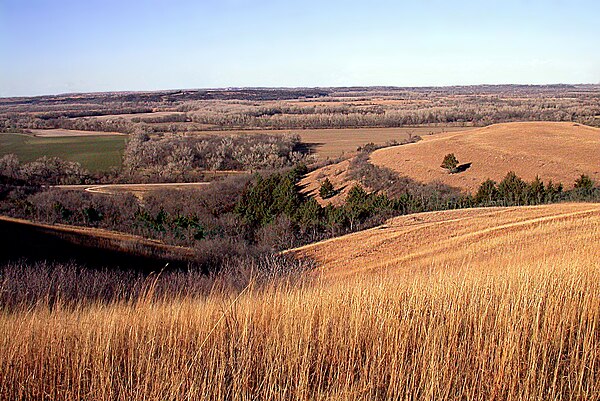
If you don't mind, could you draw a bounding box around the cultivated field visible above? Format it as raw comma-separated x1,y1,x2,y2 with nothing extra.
0,133,126,172
194,126,471,160
2,125,471,174
369,122,600,192
1,203,599,400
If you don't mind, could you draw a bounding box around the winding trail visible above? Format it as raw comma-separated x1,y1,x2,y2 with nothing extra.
54,182,212,198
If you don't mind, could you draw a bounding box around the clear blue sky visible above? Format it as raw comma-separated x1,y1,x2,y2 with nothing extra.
1,0,598,97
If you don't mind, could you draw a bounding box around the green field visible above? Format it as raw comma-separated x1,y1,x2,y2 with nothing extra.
0,133,126,172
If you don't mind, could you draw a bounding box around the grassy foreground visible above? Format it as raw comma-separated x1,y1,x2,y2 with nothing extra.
0,133,125,172
1,253,599,400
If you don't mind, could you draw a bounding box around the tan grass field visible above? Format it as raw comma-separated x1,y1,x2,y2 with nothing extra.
1,203,599,400
83,111,187,121
299,159,359,205
29,128,126,137
369,122,600,193
290,202,600,278
195,126,472,159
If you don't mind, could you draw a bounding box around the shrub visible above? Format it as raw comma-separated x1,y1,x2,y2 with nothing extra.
122,132,310,182
357,142,378,153
0,154,20,180
1,156,90,186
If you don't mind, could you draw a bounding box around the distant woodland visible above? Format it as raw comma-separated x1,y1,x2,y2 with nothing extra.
2,85,599,133
1,85,599,270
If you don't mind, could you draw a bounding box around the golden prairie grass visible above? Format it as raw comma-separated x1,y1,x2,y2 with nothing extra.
367,121,600,192
292,203,600,278
1,203,599,400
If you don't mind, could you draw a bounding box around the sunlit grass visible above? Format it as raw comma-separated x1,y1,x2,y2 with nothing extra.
1,259,599,399
1,204,599,400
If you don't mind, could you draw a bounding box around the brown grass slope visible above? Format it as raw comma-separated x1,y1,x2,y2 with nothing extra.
0,216,194,268
290,202,600,278
299,159,359,205
2,203,600,399
368,122,600,193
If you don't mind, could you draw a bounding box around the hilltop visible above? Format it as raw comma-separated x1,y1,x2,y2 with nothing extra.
369,122,600,193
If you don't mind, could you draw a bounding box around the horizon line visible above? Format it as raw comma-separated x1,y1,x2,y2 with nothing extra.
2,82,600,100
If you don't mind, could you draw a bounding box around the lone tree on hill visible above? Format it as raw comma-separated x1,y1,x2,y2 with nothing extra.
441,153,459,173
319,178,336,199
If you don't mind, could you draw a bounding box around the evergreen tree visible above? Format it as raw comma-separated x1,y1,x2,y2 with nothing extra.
574,174,595,197
441,153,459,173
319,178,336,199
497,171,527,205
527,176,546,205
475,179,498,205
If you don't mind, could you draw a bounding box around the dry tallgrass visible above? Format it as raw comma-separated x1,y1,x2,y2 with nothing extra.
291,203,600,278
1,203,599,400
368,122,600,193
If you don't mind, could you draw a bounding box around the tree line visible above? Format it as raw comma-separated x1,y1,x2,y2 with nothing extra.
3,86,599,134
122,131,309,182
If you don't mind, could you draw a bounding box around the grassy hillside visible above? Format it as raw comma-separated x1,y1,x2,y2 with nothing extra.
0,216,194,270
291,203,600,277
1,203,599,400
369,122,600,192
0,133,126,172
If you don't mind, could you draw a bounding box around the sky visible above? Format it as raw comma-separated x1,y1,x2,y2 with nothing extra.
0,0,599,97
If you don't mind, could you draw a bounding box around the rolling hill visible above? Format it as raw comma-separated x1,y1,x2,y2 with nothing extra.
368,122,600,193
289,203,600,278
0,216,194,270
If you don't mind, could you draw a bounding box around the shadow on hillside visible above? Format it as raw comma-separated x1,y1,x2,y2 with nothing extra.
295,142,323,155
0,219,192,272
454,162,472,173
